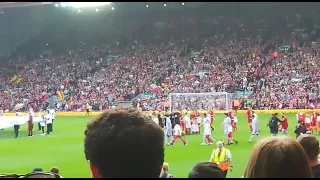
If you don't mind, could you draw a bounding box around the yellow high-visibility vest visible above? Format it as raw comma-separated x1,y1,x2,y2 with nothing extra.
212,148,230,171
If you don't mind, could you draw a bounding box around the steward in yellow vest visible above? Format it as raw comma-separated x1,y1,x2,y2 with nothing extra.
209,141,233,177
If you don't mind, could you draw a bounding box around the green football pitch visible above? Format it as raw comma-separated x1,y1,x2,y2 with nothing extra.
0,113,304,177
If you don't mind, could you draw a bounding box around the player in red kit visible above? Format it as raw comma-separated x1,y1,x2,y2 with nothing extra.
247,108,253,132
172,123,187,146
317,113,320,134
297,112,306,124
208,109,214,131
310,109,317,134
280,113,288,135
27,112,33,137
228,111,234,130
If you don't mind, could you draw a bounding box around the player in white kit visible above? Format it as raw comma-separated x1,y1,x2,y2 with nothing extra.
183,113,191,135
220,113,238,145
248,113,261,143
39,113,46,135
305,114,311,131
46,114,53,135
29,108,34,117
201,114,215,145
221,113,231,144
171,123,187,146
195,115,202,133
49,108,55,132
165,115,173,146
191,120,199,134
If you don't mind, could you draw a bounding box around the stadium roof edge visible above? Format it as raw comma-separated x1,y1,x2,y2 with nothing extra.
0,2,52,9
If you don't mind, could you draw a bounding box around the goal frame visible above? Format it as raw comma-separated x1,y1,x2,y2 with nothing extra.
168,92,234,112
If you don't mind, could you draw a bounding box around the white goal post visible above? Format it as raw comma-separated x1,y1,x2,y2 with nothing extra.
168,92,235,112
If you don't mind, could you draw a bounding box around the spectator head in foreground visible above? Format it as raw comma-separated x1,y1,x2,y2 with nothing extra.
50,167,60,175
297,134,320,178
32,168,43,173
244,136,312,178
188,162,225,178
159,162,173,178
84,107,164,178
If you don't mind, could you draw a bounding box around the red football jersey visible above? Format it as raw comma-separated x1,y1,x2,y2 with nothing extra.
281,116,288,129
247,109,253,120
298,112,306,121
28,115,33,123
311,111,317,121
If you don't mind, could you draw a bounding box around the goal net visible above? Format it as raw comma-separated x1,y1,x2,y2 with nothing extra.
168,92,235,112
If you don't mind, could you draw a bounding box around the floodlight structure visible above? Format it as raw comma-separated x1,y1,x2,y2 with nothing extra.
61,2,111,8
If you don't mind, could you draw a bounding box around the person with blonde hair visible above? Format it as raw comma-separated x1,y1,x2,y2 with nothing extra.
159,162,173,178
244,136,312,178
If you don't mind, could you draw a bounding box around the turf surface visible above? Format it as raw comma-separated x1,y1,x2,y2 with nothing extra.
0,113,303,177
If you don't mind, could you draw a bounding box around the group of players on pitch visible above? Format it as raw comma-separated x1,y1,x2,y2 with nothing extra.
294,109,320,135
24,108,55,137
148,110,241,146
149,108,320,146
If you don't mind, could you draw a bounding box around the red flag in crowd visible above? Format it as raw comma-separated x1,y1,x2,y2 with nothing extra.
272,51,279,58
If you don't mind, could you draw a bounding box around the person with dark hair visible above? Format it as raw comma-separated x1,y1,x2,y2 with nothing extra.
295,121,308,138
50,167,59,175
174,112,180,125
158,113,164,128
297,134,320,178
12,112,20,138
267,113,281,136
188,162,225,178
170,113,175,130
84,107,164,178
32,168,43,173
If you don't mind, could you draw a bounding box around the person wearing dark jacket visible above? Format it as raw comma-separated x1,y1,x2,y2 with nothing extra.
158,114,164,128
170,113,175,129
267,113,281,136
174,112,180,126
295,121,308,138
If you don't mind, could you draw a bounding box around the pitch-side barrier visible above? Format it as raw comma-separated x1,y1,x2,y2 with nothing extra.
1,109,319,118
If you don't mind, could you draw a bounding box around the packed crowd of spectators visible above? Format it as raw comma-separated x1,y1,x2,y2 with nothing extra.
0,7,319,112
